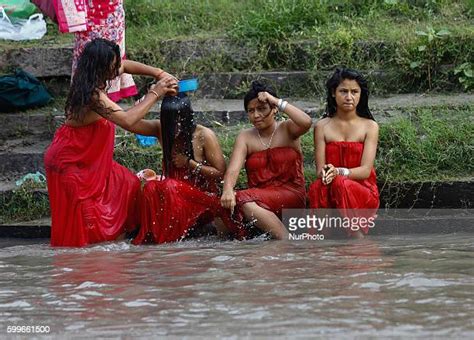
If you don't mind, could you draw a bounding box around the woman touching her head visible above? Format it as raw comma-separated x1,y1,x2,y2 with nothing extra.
220,81,313,240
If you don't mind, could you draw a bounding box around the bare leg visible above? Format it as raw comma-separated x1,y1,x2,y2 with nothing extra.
241,202,288,240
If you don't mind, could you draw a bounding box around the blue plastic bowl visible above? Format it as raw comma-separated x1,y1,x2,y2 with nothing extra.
178,78,199,93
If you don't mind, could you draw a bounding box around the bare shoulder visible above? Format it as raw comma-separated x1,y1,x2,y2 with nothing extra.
197,125,218,141
314,117,331,130
363,118,379,131
237,127,255,138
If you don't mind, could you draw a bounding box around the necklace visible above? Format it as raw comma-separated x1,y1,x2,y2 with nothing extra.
257,122,278,149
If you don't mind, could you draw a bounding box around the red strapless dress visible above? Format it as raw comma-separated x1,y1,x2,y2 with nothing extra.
226,147,307,237
44,119,140,247
308,141,379,234
133,164,224,244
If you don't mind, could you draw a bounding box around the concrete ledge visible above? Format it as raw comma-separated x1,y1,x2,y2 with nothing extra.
0,212,473,239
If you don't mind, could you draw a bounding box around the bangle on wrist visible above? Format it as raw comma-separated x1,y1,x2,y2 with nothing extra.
192,162,203,175
336,167,350,177
148,89,160,99
278,98,288,111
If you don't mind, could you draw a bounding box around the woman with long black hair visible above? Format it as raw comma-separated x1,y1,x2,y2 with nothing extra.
308,68,380,238
132,94,227,244
44,38,177,247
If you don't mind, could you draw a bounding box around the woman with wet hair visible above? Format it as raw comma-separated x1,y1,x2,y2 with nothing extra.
132,94,228,244
220,80,313,240
44,38,177,247
309,68,380,238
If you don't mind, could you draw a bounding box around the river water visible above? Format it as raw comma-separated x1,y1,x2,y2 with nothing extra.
0,233,473,338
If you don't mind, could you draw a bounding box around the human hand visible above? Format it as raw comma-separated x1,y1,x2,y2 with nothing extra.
150,75,178,97
257,91,278,107
156,70,178,82
172,153,189,168
322,164,337,185
221,189,236,213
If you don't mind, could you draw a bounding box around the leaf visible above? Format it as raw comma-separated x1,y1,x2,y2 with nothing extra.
464,68,473,78
436,29,451,36
415,30,428,36
410,61,421,69
418,45,427,51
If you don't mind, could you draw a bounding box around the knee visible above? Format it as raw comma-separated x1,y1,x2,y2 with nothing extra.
241,202,256,218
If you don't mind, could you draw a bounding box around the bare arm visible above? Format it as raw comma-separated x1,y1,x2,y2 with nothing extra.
127,119,161,139
189,128,226,180
314,119,327,179
99,76,177,131
221,131,248,210
119,60,176,80
257,92,312,138
346,121,379,180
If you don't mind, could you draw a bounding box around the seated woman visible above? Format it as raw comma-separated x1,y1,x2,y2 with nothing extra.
132,94,227,244
308,68,380,238
220,81,313,240
44,38,177,247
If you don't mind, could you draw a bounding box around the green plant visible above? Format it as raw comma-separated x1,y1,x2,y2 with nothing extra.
409,26,451,89
454,62,474,91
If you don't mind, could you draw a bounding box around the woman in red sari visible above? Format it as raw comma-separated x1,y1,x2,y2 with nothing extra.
44,38,177,247
132,94,227,244
308,68,380,238
220,81,313,240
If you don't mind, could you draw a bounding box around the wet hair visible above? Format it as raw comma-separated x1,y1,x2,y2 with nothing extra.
65,38,121,121
161,94,196,176
324,68,375,120
244,80,278,112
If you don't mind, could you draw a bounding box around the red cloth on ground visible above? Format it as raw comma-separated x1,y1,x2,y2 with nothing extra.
225,147,307,237
44,119,140,247
308,141,379,234
133,165,224,244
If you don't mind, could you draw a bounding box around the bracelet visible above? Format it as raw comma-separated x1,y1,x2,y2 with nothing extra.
148,89,160,99
277,98,283,110
278,99,288,112
336,167,350,176
192,162,203,175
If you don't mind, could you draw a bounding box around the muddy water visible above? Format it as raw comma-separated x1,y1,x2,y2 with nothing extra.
0,233,473,337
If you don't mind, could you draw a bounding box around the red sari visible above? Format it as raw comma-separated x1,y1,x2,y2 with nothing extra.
308,141,379,234
226,147,307,238
44,119,140,247
133,164,224,244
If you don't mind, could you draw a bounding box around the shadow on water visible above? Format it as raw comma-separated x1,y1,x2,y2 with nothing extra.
0,234,473,337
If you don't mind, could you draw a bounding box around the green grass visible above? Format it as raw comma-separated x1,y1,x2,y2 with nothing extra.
115,105,474,185
1,1,472,91
1,105,472,224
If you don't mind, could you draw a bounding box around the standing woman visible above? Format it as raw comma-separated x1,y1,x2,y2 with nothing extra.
308,68,380,237
44,38,177,247
131,94,227,244
220,81,313,240
53,0,167,101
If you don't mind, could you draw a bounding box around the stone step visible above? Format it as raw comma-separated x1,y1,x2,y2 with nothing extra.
0,112,59,140
0,146,47,177
1,93,472,143
42,69,465,99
